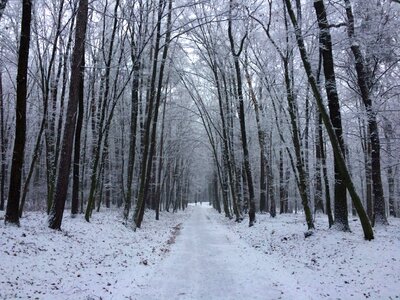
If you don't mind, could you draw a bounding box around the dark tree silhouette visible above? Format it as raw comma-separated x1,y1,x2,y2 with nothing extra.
4,0,32,225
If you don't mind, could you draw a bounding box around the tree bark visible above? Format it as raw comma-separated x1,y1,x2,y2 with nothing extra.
0,0,8,21
228,0,256,226
136,0,173,227
283,57,314,230
284,0,374,240
85,0,120,221
5,0,32,225
48,0,88,230
314,0,349,231
71,54,85,215
133,0,165,229
0,71,5,211
343,0,388,226
244,56,269,215
383,119,395,217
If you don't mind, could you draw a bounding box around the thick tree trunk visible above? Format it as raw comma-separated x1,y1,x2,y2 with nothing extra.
48,0,88,230
5,0,32,225
314,0,349,231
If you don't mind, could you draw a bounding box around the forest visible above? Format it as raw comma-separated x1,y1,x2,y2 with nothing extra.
1,0,400,244
1,0,400,298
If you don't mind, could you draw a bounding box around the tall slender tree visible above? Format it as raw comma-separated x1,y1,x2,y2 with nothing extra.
4,0,32,225
343,0,388,226
49,0,88,230
0,70,5,211
228,0,256,226
71,53,85,216
314,0,349,231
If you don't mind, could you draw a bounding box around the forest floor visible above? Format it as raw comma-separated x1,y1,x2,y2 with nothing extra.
1,205,399,299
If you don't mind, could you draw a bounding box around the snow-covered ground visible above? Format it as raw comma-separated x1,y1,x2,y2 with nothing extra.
216,208,400,299
1,205,399,299
0,208,191,299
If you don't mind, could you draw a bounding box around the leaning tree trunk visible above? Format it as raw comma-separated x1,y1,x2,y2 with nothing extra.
5,0,32,225
284,0,374,240
48,0,88,230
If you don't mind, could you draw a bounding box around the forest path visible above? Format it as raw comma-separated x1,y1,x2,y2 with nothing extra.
135,205,303,300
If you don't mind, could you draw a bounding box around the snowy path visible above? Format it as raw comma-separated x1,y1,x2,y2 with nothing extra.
135,205,305,300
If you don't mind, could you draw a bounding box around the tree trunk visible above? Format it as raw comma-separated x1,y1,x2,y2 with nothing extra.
228,0,256,226
343,0,388,226
383,119,395,217
279,150,286,214
48,0,88,230
133,0,165,229
85,0,120,221
314,113,324,214
314,0,349,231
5,0,32,225
283,57,314,230
284,0,374,240
244,56,268,214
0,71,5,211
71,54,85,216
0,0,8,21
124,57,140,220
137,0,172,227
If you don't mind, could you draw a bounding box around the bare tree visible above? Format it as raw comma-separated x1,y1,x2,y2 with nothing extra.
314,0,349,231
49,0,88,230
4,0,32,225
343,0,388,226
0,70,5,211
283,0,374,240
228,0,256,227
